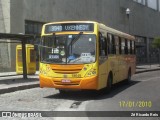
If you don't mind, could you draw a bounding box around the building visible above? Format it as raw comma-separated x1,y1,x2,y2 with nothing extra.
0,0,160,71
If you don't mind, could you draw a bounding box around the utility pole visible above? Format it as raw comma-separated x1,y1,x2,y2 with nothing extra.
126,8,131,34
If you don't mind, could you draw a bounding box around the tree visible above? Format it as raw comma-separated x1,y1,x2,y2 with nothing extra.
152,37,160,66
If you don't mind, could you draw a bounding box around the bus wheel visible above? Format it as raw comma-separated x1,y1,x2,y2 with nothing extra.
126,70,131,83
106,74,112,92
59,90,66,95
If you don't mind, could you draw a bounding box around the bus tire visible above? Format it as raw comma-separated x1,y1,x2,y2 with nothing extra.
106,73,112,92
59,90,66,95
126,69,131,83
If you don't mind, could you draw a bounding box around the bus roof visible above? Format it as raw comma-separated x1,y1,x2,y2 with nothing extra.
98,23,135,40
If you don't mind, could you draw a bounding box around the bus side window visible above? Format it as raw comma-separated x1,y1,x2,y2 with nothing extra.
130,40,132,54
121,38,125,54
99,32,107,56
112,35,116,54
108,34,115,54
119,37,122,54
114,36,119,55
128,40,130,54
125,39,128,54
104,37,108,56
107,33,112,54
132,41,135,54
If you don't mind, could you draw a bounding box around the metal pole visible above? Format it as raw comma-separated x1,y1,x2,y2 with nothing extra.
146,38,150,64
159,48,160,66
21,40,27,79
128,15,130,34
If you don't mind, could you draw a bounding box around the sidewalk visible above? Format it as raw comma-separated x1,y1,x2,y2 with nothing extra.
0,72,39,94
136,64,160,73
0,65,160,95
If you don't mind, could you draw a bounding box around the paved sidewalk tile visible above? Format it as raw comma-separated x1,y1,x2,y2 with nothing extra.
136,64,160,73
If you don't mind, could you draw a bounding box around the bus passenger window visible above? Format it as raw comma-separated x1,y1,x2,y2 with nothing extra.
112,35,116,54
107,34,116,55
104,37,108,56
128,40,130,54
114,36,119,55
130,41,132,54
121,38,125,54
132,41,135,54
99,33,107,56
125,39,128,54
107,34,112,54
119,37,122,54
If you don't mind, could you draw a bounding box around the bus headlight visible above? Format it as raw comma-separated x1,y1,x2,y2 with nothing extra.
85,69,97,77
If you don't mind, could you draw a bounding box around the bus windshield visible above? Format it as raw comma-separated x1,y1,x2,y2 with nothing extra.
40,34,96,64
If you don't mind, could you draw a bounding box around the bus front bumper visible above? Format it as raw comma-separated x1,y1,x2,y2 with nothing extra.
39,75,98,90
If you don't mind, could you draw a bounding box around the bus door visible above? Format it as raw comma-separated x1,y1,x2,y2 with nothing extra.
114,36,121,82
98,32,109,89
119,38,128,80
110,35,120,83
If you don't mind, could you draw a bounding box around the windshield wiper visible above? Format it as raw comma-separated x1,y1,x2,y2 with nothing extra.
68,32,83,54
66,32,83,63
68,32,83,48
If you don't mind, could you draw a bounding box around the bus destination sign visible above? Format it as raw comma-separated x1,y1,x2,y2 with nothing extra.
45,23,94,33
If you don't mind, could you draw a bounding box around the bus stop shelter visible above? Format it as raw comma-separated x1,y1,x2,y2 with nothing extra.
0,33,36,79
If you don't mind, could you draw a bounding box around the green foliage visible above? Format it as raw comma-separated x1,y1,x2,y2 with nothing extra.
152,37,160,49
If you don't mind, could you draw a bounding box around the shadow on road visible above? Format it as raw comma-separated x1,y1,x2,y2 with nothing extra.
44,80,140,102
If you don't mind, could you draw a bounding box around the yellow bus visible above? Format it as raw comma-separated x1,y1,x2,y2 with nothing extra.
39,21,136,93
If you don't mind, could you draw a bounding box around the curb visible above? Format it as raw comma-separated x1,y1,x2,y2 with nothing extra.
0,83,39,95
0,75,20,77
135,68,160,74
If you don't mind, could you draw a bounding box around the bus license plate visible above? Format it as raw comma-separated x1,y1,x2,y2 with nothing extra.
61,79,71,83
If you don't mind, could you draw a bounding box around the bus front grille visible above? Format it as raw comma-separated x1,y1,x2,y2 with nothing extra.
50,64,84,74
52,69,81,74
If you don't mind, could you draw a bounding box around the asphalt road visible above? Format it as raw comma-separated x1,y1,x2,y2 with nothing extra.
0,71,160,120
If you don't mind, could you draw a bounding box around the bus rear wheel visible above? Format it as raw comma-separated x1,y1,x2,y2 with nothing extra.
126,70,131,83
105,73,112,93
